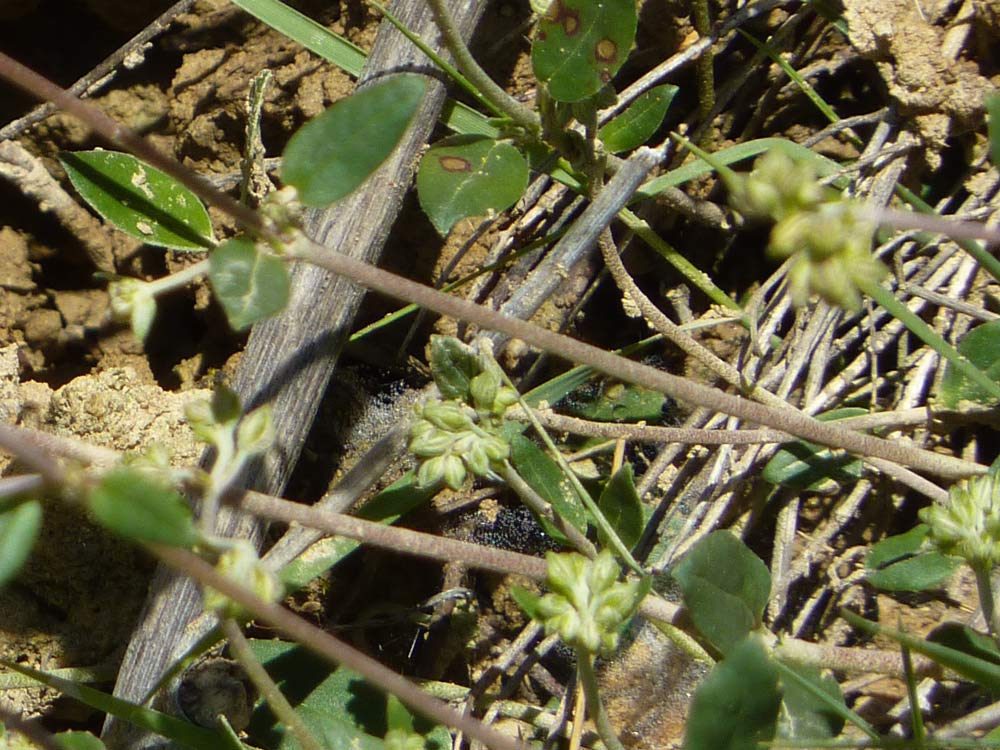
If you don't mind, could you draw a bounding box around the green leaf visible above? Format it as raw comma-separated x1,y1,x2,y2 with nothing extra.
0,659,223,750
684,637,781,750
510,586,544,621
60,150,214,251
428,336,479,401
865,524,930,569
672,531,771,654
0,500,41,589
247,640,449,750
209,237,291,331
417,136,528,236
762,408,867,491
283,75,426,206
864,524,961,591
230,0,366,77
55,732,107,750
385,694,416,735
776,665,845,740
988,92,1000,168
87,467,199,547
597,463,643,550
865,552,960,592
509,434,588,543
562,380,670,422
842,609,1000,692
598,84,678,154
928,622,1000,666
939,319,1000,407
532,0,637,102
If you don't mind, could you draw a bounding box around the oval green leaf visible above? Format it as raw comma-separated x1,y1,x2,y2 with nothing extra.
209,237,291,332
247,639,450,750
0,500,42,588
510,434,588,543
939,319,1000,407
417,136,528,236
684,637,781,750
282,75,426,207
597,463,643,550
88,467,198,547
60,150,215,251
56,732,107,750
531,0,637,102
865,552,960,592
672,531,771,654
599,84,678,154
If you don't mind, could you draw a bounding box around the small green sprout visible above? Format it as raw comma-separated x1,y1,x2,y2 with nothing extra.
921,471,1000,644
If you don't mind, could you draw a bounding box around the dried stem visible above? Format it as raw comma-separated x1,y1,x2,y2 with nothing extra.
0,52,983,480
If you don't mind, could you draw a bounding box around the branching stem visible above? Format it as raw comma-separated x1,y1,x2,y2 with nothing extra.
423,0,540,134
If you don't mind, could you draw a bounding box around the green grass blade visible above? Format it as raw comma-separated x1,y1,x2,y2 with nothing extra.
230,0,365,76
737,29,860,147
862,278,1000,402
0,659,225,750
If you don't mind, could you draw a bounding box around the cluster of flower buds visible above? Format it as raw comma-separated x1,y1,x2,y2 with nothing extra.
409,337,519,490
729,149,885,312
531,550,645,655
921,473,1000,567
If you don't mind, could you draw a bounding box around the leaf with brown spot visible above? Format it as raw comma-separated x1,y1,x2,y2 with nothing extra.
416,136,528,236
532,0,637,102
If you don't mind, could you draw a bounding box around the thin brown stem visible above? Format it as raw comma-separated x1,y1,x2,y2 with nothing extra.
220,619,321,750
0,53,982,480
151,544,526,750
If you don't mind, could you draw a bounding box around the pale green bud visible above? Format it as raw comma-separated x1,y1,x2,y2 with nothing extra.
203,540,282,619
409,425,456,458
423,400,476,432
442,454,468,490
109,277,157,342
463,442,491,477
385,730,426,750
417,455,448,488
470,371,500,414
530,550,645,655
237,404,274,458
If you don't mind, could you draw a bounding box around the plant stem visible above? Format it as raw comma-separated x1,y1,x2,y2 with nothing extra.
146,259,208,296
220,618,321,750
424,0,540,134
691,0,715,122
367,0,498,119
152,544,527,750
500,369,644,574
500,461,597,558
576,649,625,750
972,560,1000,647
